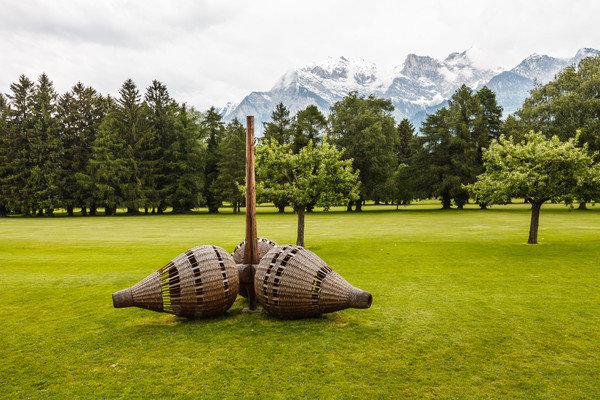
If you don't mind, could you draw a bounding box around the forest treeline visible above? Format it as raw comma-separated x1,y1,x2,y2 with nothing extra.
1,54,599,216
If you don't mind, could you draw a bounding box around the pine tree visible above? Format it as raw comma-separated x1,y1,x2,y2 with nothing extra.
112,79,155,214
263,102,293,145
292,105,326,153
215,118,246,213
201,107,225,213
3,75,37,214
167,105,204,213
396,119,415,164
59,82,107,216
89,111,127,215
411,108,454,209
411,85,502,209
329,92,397,211
0,94,9,216
145,80,178,213
30,73,62,215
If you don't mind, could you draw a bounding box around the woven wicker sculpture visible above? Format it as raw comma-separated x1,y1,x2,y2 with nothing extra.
112,245,239,318
233,238,278,299
232,238,278,264
112,116,372,320
255,245,372,319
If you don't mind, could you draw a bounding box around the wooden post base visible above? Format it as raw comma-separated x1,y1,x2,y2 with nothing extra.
238,263,257,310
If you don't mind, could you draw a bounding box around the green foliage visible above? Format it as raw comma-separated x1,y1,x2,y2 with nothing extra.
144,80,178,212
467,131,600,243
59,82,107,215
89,113,127,215
90,79,155,214
515,54,600,205
329,92,397,209
256,140,359,209
0,94,8,215
263,102,293,145
0,74,64,215
166,105,205,213
391,163,412,207
395,118,415,164
291,105,326,153
517,54,600,155
256,139,359,245
201,107,225,213
0,74,209,216
215,118,246,213
468,132,598,206
0,75,37,214
411,85,503,209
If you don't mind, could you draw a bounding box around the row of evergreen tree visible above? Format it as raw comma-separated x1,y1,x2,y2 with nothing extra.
0,74,248,216
2,53,599,216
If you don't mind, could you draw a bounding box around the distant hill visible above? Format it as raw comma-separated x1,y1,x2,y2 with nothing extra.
219,48,599,133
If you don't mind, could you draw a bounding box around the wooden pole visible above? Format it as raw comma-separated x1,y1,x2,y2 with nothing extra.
241,116,258,309
244,116,259,265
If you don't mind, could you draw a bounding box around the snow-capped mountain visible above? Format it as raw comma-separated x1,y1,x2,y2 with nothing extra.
221,48,598,132
485,47,599,115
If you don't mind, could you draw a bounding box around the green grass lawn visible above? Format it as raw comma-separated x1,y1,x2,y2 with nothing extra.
1,202,599,399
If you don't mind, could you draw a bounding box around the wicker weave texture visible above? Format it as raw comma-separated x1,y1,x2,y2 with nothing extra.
126,245,239,318
254,245,364,319
232,237,278,264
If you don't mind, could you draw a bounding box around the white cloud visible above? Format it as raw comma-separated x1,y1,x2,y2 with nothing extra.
1,0,599,110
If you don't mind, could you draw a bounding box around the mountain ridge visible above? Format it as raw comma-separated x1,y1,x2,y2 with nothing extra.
220,48,599,132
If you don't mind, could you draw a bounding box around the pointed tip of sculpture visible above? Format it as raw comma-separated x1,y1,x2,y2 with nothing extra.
112,287,134,308
349,287,372,309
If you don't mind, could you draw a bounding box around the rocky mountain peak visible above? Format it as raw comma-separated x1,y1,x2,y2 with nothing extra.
223,48,599,134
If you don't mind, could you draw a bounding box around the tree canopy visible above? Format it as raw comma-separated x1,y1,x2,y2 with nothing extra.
467,131,600,244
256,140,359,246
411,85,503,208
329,92,397,210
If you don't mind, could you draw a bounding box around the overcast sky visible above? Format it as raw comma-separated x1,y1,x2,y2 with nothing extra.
1,0,599,110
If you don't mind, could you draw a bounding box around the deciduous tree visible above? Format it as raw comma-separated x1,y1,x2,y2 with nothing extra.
466,132,599,244
256,140,359,246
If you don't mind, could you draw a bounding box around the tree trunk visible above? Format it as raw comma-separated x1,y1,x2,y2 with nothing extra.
479,203,487,210
278,205,285,213
528,202,542,244
579,202,587,210
355,199,362,212
347,201,353,212
296,205,305,247
89,206,96,216
81,206,87,216
67,205,74,216
441,195,452,209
